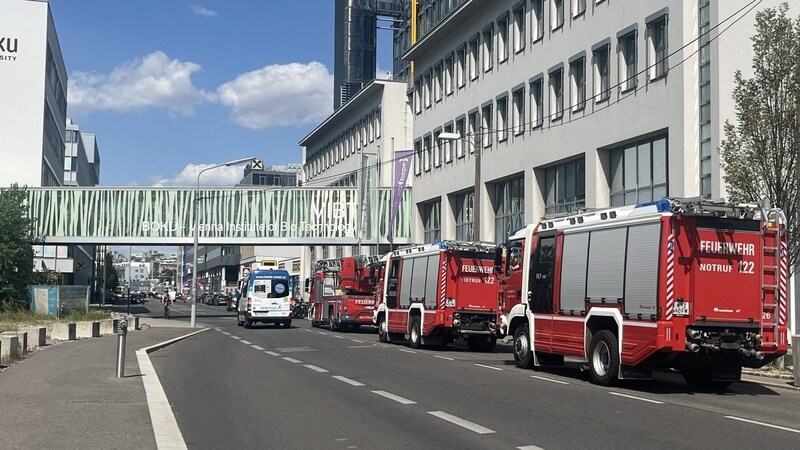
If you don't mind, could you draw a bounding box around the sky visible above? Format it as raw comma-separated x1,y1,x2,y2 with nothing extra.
48,0,395,187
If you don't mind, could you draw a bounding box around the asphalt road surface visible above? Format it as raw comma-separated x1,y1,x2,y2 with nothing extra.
137,301,800,449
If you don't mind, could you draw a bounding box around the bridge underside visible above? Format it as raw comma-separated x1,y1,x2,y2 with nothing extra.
27,186,412,246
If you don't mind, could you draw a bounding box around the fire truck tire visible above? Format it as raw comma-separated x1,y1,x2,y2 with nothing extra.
378,318,389,343
409,316,422,349
681,368,733,389
513,326,534,369
589,330,619,386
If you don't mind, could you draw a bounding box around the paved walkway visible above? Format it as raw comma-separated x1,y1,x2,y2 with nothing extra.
0,318,204,450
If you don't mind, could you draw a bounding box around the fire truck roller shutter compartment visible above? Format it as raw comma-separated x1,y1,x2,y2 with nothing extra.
623,223,661,317
587,227,627,302
399,257,414,308
409,256,429,305
560,232,590,313
423,255,438,309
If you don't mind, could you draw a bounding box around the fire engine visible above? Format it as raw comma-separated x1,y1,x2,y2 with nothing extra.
373,241,502,351
501,198,789,388
306,256,383,331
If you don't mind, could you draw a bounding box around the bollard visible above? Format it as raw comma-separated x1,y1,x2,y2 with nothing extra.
793,335,799,388
116,318,128,378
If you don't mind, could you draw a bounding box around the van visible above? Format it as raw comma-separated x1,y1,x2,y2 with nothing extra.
237,269,292,328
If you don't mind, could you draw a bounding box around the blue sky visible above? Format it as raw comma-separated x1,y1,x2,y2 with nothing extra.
49,0,394,187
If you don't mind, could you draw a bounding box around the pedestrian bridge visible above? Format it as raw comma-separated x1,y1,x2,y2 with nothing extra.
26,186,412,245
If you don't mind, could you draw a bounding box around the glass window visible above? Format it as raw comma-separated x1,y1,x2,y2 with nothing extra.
552,0,564,30
550,69,563,120
530,79,543,128
497,96,508,142
469,38,480,80
649,17,668,79
498,17,509,63
544,158,586,214
456,118,466,158
608,136,668,205
422,201,441,243
620,32,637,91
532,0,544,41
512,87,525,136
494,176,525,243
482,27,494,72
444,56,454,95
456,48,467,88
574,0,586,17
513,5,526,53
454,191,475,241
434,64,443,102
481,103,493,148
571,57,586,110
594,45,610,102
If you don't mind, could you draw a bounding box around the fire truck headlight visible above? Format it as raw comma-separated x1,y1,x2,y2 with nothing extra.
453,319,461,327
454,313,461,319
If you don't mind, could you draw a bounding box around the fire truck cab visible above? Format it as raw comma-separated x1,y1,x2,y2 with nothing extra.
374,241,502,351
502,198,788,388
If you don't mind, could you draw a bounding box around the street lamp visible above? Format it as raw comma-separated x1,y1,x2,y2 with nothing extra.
191,156,256,328
438,132,480,242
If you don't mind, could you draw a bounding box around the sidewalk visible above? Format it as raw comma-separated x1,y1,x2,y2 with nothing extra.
0,318,204,450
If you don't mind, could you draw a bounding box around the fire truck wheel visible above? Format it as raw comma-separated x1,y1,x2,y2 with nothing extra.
589,330,619,386
513,326,534,369
409,316,422,349
378,318,389,343
681,368,733,389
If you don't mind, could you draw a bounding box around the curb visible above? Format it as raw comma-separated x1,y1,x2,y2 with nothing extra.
741,374,800,392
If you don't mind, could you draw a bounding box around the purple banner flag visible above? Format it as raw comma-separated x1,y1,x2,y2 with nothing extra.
388,150,414,241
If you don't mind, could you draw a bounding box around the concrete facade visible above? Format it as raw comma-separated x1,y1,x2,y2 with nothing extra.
404,0,783,244
0,0,67,188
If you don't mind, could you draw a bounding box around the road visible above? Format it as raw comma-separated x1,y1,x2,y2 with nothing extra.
133,301,800,449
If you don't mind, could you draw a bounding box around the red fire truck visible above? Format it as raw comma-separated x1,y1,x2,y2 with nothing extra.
307,256,382,331
501,198,789,388
373,241,502,351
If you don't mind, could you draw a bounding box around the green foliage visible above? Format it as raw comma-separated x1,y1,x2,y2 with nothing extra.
0,185,36,311
720,3,800,271
104,252,119,290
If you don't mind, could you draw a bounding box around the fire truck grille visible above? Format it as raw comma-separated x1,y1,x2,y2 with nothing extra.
457,313,497,331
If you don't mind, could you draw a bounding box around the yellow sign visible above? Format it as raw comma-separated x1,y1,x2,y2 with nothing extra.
260,259,277,267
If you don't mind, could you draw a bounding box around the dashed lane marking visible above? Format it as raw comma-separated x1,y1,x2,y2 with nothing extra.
518,445,546,450
334,335,344,339
214,328,222,332
221,331,231,336
318,332,328,335
251,345,265,351
608,392,663,404
399,349,417,354
433,355,454,361
264,351,281,356
347,345,376,349
530,375,569,385
427,411,495,434
725,416,800,434
240,340,252,345
282,357,302,364
304,365,329,373
332,376,365,387
371,390,416,405
351,339,365,343
230,336,241,340
475,364,503,371
304,329,315,333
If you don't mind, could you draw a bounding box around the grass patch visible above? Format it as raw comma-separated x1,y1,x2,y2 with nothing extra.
0,309,113,331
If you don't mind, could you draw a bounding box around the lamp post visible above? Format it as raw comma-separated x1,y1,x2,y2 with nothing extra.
191,157,256,328
438,132,480,242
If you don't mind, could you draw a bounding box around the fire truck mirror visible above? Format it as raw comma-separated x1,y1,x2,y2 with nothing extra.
494,245,505,270
304,278,311,293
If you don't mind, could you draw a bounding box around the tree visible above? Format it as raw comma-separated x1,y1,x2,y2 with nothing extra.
720,2,800,272
0,184,36,310
104,252,119,291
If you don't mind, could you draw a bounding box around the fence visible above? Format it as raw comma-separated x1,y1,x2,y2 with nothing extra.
28,285,90,317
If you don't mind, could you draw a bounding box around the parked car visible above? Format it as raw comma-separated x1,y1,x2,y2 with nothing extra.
214,294,229,306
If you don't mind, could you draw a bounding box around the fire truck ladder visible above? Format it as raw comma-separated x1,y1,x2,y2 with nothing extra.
760,208,787,348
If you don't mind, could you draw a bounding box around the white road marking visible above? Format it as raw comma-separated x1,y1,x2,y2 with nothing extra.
251,345,265,351
304,329,315,333
136,328,209,450
399,349,417,354
348,345,375,349
427,411,495,434
240,340,252,345
221,331,231,336
518,445,546,450
371,390,416,405
264,351,281,356
609,392,664,404
318,331,328,335
351,339,365,343
230,335,241,340
214,328,222,332
332,376,365,387
334,335,344,339
725,416,800,434
433,355,454,361
304,365,329,373
282,357,302,364
475,364,503,371
530,375,569,385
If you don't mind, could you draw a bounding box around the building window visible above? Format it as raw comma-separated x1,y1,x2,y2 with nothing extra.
497,96,508,142
454,191,475,241
609,136,668,206
434,64,443,102
444,55,454,95
573,0,586,18
433,129,442,167
481,103,493,148
468,37,480,80
443,123,454,162
544,157,586,214
570,58,586,111
482,26,494,73
699,0,711,197
456,47,467,88
512,87,525,136
423,134,432,172
423,71,432,108
593,45,610,102
494,176,524,243
648,16,668,79
414,140,422,176
513,4,526,53
530,79,544,128
414,78,422,114
552,0,564,30
532,0,544,42
620,32,637,91
422,201,442,244
455,118,466,158
549,69,563,120
468,111,479,153
497,16,509,63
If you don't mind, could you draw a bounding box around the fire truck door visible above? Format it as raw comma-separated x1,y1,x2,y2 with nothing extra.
530,236,556,314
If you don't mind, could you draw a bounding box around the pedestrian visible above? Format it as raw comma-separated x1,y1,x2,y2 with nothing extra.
164,295,172,319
